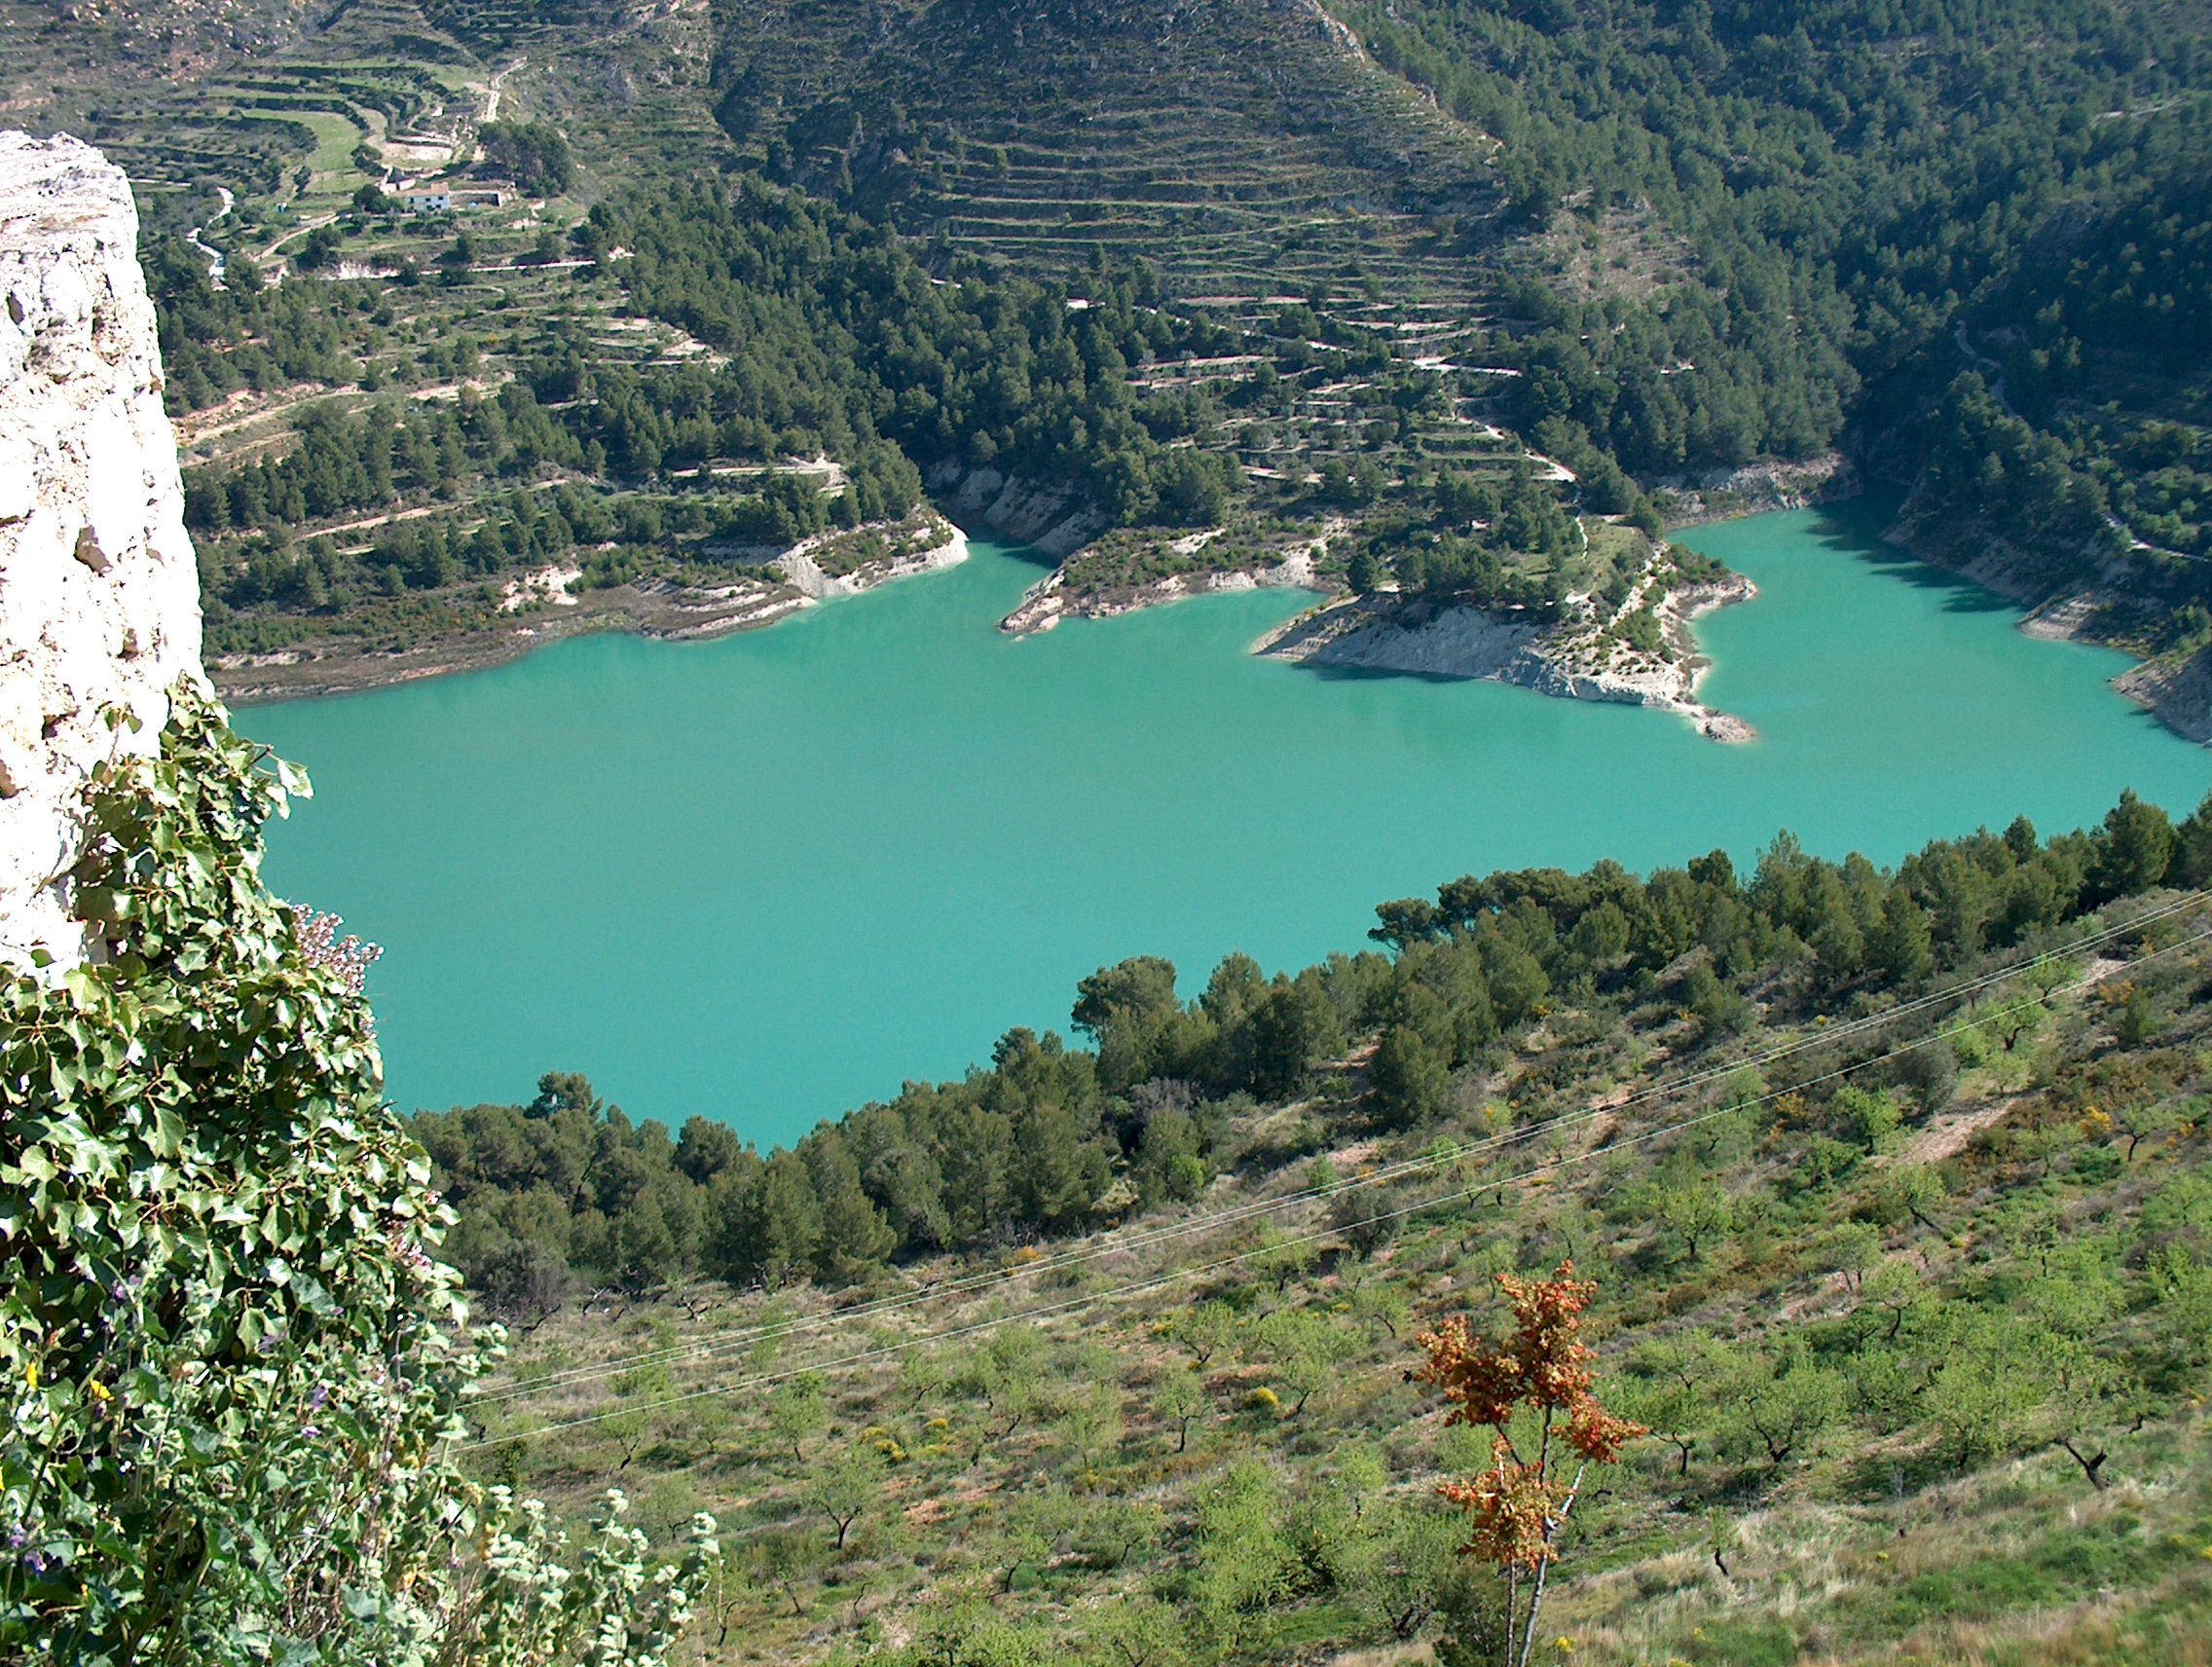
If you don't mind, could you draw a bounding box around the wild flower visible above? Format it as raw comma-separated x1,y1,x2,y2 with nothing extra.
291,908,382,994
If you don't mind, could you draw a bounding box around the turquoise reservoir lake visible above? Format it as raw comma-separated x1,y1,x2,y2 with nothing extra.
245,502,2212,1144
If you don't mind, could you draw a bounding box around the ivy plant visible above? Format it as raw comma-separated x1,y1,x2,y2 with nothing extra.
0,682,717,1665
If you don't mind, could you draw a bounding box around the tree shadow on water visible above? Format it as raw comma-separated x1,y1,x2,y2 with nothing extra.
1805,497,2020,616
1301,663,1479,687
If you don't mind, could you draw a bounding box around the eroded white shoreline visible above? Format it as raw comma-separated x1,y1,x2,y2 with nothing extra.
1253,571,1758,743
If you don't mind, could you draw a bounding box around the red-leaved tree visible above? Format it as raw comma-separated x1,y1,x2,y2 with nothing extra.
1416,1261,1642,1667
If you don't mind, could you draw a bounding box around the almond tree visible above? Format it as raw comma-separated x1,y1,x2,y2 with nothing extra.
1416,1261,1642,1667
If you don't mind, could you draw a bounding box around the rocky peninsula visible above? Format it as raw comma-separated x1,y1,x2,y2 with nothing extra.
997,526,1333,636
1256,560,1758,742
983,491,1761,740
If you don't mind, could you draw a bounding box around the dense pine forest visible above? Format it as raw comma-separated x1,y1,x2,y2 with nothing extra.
1330,0,2212,643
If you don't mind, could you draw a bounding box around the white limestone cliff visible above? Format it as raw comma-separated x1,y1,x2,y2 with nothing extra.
0,132,204,972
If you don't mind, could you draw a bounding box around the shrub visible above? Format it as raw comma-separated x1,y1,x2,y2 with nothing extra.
0,684,717,1663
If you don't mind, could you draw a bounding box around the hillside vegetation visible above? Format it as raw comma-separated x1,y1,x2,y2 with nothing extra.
146,168,1642,694
709,0,1499,311
14,0,2207,712
430,787,2212,1666
0,688,722,1665
12,694,2212,1665
1334,0,2212,660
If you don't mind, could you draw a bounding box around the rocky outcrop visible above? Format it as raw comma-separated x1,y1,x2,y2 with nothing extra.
1877,483,2104,617
996,522,1339,636
1262,598,1543,679
772,516,970,599
928,462,1110,561
1654,451,1860,527
1258,570,1758,742
1000,541,1323,636
2116,647,2212,745
0,133,203,972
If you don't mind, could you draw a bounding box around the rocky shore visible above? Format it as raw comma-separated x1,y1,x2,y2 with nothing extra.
1873,484,2212,746
1255,568,1759,743
1652,451,1860,527
211,512,967,702
999,537,1326,635
927,461,1111,560
978,479,1764,737
766,519,970,601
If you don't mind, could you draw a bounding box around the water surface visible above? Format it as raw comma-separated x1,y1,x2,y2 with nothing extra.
246,503,2212,1142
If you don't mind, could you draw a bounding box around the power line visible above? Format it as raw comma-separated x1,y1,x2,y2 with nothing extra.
459,914,2212,1450
468,891,2202,1408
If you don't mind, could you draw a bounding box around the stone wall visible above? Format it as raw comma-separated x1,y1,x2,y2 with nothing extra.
0,132,203,971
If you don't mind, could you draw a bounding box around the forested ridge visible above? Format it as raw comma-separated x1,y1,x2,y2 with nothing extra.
696,0,2212,639
151,174,1642,671
445,782,2212,1667
595,184,1239,521
422,785,2212,1310
153,184,1290,655
1335,0,2212,644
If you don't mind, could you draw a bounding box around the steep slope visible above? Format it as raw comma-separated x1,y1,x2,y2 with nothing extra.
712,0,1503,311
438,790,2212,1667
0,133,203,971
1329,0,2212,722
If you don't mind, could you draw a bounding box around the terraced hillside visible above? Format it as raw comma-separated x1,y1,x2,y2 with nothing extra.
0,0,731,235
712,0,1503,317
14,0,2212,738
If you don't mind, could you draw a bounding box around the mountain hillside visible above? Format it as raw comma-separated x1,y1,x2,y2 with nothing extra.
12,0,2212,729
1330,0,2212,701
437,789,2212,1667
711,0,1502,314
